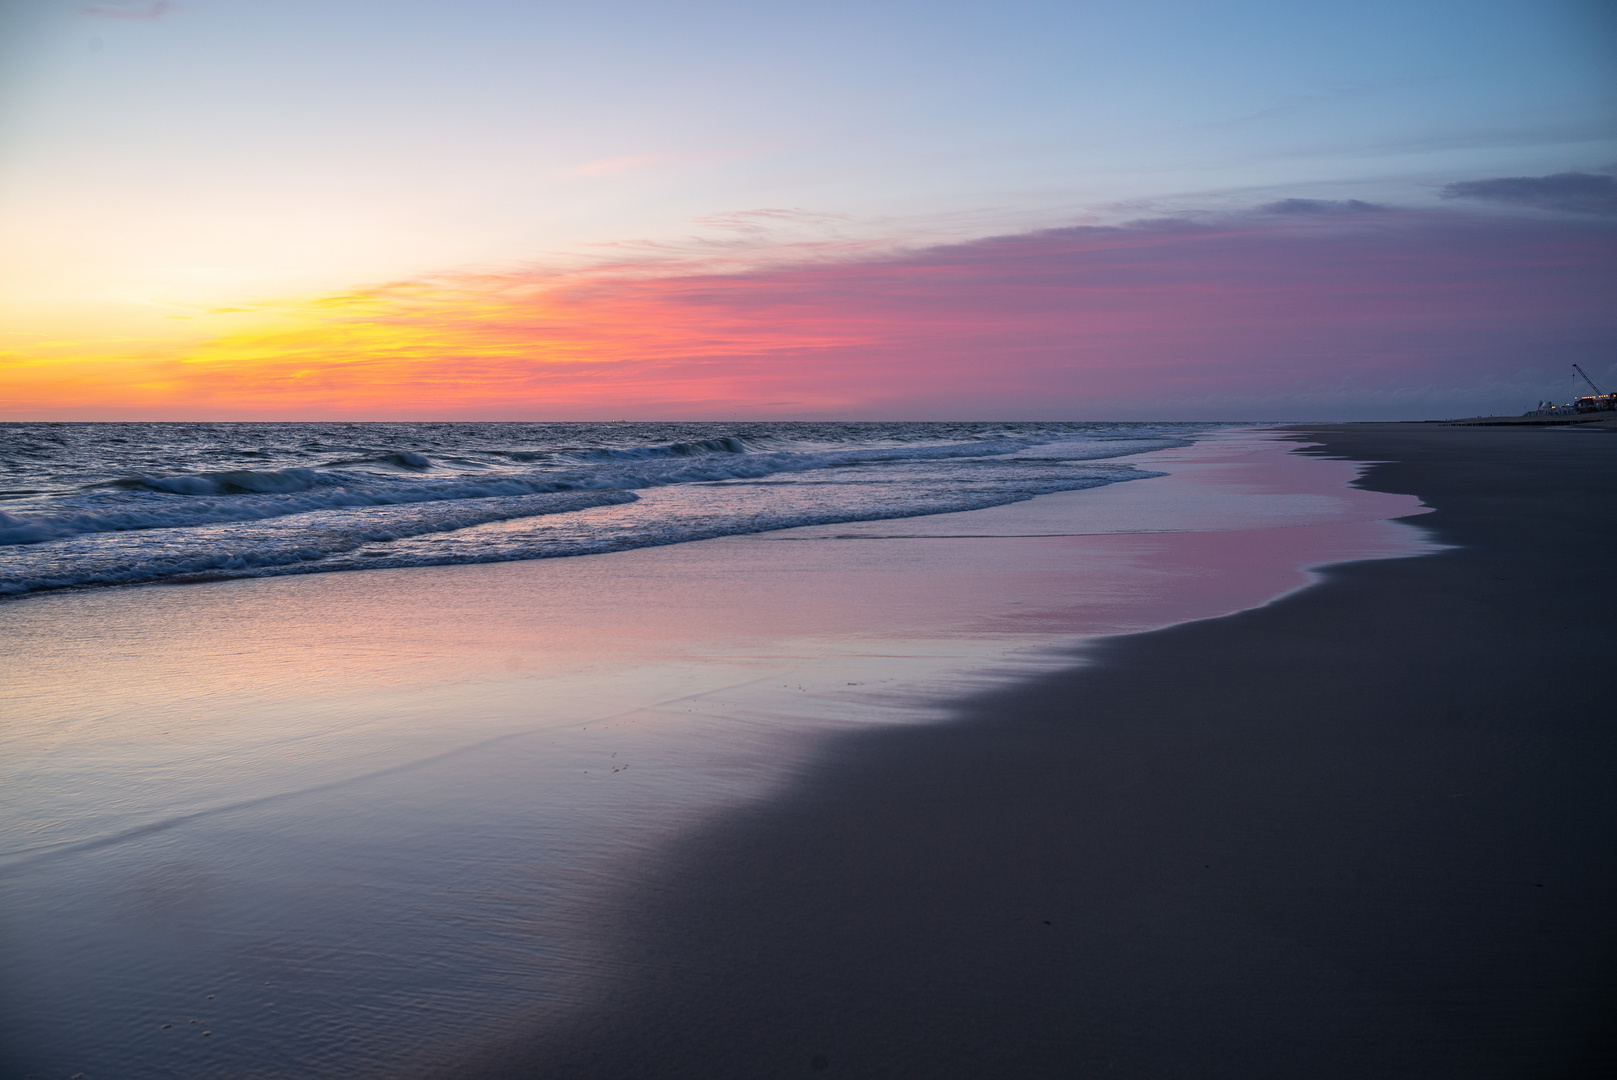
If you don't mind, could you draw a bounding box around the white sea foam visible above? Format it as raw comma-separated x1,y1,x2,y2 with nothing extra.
0,421,1205,596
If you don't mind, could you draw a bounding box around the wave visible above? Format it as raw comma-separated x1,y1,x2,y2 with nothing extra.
103,467,333,496
318,452,433,470
1,474,621,546
0,421,1206,598
0,469,1164,597
4,436,1044,547
0,490,638,596
567,436,753,462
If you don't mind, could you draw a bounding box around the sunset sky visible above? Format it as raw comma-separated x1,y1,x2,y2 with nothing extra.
2,0,1614,420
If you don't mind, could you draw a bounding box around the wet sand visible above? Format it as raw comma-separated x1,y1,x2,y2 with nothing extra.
0,430,1433,1080
453,423,1617,1079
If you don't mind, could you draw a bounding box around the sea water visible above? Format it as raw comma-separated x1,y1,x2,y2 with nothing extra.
0,421,1194,596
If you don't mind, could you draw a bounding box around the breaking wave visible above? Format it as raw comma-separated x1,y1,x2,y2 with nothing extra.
0,420,1208,597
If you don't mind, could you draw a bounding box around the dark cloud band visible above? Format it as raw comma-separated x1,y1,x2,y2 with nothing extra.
1441,172,1617,216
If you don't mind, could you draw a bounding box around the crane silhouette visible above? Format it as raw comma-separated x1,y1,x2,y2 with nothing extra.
1572,363,1607,396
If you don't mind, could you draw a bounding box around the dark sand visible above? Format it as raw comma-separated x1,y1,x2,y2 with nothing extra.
451,424,1616,1079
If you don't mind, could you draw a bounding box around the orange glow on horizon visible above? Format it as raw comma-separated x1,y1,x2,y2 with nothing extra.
5,210,1613,421
3,268,895,419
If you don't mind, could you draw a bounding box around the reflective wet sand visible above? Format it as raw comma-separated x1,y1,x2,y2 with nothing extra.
0,430,1434,1078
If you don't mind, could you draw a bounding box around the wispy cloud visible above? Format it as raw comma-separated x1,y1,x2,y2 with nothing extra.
81,1,176,20
1260,198,1386,216
692,208,854,233
1441,171,1617,216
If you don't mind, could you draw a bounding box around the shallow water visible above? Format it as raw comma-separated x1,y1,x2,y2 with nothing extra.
0,429,1435,1078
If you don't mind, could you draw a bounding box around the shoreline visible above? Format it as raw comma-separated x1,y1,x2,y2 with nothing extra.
1426,412,1617,428
449,422,1617,1078
0,428,1441,1080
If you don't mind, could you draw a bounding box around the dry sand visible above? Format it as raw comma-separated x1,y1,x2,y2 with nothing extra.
450,423,1617,1079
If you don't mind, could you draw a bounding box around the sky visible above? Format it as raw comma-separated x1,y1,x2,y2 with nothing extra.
1,0,1614,420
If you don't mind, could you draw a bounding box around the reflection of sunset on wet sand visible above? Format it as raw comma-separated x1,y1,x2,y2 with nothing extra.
1,433,1434,1075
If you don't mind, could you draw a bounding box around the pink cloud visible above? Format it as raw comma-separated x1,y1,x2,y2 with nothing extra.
14,204,1614,421
516,205,1614,418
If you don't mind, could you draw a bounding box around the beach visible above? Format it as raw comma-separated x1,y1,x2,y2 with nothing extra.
8,3,1615,1076
1,423,1610,1078
446,422,1617,1079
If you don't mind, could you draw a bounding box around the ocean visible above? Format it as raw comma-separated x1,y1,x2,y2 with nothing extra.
0,421,1196,597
